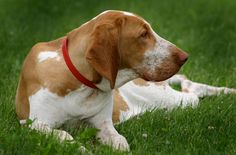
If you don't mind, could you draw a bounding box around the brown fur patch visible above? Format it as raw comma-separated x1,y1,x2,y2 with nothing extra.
112,90,129,123
182,88,189,92
16,38,83,119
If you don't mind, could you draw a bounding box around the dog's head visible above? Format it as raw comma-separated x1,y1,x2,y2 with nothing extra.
70,10,188,89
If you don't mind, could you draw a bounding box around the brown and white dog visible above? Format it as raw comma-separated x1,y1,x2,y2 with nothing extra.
16,10,236,151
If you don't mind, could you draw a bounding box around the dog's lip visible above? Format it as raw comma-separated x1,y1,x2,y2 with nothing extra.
141,74,157,82
141,71,180,82
139,71,157,81
142,76,150,81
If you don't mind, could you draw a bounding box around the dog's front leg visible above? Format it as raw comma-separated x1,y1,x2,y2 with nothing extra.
94,119,129,151
181,80,236,98
29,120,74,142
89,95,130,151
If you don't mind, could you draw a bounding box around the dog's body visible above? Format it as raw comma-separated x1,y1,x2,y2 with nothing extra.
16,10,236,151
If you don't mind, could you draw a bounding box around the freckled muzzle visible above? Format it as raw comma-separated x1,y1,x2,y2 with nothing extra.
139,46,188,82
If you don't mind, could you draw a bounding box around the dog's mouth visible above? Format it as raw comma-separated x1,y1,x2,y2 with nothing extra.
138,59,188,82
141,71,178,82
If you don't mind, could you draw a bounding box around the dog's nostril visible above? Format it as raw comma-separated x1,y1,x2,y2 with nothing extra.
182,55,188,62
184,56,188,62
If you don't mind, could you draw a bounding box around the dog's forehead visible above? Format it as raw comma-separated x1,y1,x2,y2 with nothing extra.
97,10,149,25
121,11,151,28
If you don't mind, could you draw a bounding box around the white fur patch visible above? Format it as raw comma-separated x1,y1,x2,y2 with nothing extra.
99,10,136,17
100,10,111,15
115,69,138,88
80,21,90,28
137,29,172,74
38,51,59,63
123,12,135,16
96,69,138,91
143,45,169,72
29,86,111,127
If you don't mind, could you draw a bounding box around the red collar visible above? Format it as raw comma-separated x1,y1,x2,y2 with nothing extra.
62,38,97,89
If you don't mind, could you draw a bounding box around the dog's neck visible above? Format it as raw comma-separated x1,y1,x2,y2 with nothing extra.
96,69,139,91
66,30,102,85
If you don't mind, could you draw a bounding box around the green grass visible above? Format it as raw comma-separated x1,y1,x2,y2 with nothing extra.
0,0,236,154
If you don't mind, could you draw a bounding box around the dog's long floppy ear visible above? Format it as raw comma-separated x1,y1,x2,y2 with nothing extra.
86,22,121,89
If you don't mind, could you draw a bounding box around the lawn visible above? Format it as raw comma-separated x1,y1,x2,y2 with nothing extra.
0,0,236,154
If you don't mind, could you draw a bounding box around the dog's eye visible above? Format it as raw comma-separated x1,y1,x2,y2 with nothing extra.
140,31,148,38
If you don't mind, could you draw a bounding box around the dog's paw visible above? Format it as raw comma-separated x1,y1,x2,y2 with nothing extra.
223,88,236,94
181,80,236,97
98,133,130,151
53,130,74,142
110,134,130,151
77,146,93,155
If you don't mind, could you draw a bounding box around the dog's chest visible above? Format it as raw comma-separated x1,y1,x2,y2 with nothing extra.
29,86,112,127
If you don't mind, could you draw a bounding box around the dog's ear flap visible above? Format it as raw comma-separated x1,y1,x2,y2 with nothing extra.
86,23,121,89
